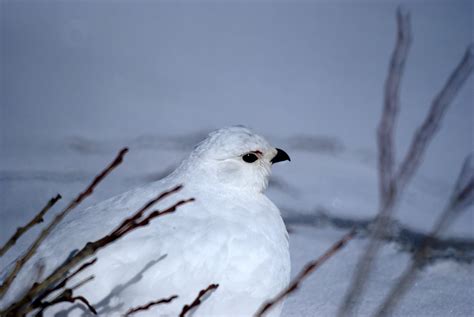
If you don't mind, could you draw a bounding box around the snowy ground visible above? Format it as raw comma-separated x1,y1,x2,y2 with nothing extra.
1,1,473,316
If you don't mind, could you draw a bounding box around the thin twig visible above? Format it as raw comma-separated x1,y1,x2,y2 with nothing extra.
34,289,97,316
396,44,474,190
377,7,411,202
0,148,128,299
3,186,193,316
179,284,219,317
33,269,95,315
255,229,356,317
33,258,98,305
337,10,411,316
123,295,178,316
373,154,474,317
449,153,474,213
0,194,62,257
71,295,97,315
68,275,95,292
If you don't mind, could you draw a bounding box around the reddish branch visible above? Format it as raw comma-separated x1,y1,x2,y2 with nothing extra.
107,185,190,238
0,194,62,257
0,148,128,300
123,295,178,316
28,261,98,316
0,148,192,316
179,284,219,317
255,229,356,317
34,289,97,316
32,258,98,306
3,185,193,316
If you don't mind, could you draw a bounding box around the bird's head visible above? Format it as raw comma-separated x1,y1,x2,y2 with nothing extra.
182,126,290,193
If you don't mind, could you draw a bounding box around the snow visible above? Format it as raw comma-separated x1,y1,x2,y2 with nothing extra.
1,1,473,316
283,226,474,317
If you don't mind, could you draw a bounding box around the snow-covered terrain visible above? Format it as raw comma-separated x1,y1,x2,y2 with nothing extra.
1,1,473,316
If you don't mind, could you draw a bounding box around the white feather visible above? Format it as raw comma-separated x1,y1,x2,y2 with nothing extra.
1,126,291,317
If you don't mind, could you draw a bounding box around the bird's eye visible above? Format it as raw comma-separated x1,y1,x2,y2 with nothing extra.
242,153,258,163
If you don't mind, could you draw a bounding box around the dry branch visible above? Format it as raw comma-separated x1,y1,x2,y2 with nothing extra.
337,10,411,315
373,154,474,317
377,7,411,201
68,275,95,294
179,284,219,317
0,148,128,300
32,258,98,306
34,289,97,317
0,194,62,257
123,295,178,316
395,45,474,190
337,11,473,317
255,229,356,317
2,185,193,316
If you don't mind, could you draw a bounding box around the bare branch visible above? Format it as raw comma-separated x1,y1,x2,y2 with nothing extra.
337,10,411,316
338,7,474,313
123,295,178,316
68,275,95,292
0,194,62,257
63,259,98,287
33,270,95,316
34,289,97,316
255,229,356,317
3,186,193,316
377,7,411,201
448,153,474,214
0,148,128,299
396,44,474,190
34,258,98,305
109,185,189,238
70,295,97,315
179,284,219,317
373,154,474,317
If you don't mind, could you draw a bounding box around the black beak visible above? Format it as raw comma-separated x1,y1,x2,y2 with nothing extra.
271,148,291,164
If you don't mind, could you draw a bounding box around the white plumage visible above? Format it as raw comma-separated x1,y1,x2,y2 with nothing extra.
1,126,291,317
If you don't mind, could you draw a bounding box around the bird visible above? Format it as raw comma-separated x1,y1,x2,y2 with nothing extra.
0,126,291,317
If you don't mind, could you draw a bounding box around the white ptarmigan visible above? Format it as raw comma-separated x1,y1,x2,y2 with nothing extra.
1,126,291,317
